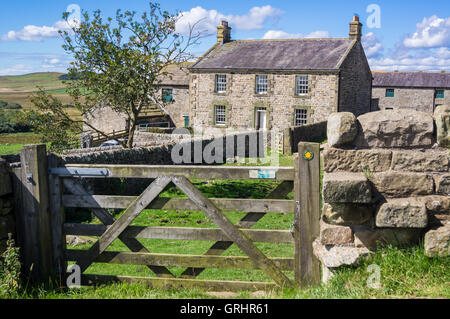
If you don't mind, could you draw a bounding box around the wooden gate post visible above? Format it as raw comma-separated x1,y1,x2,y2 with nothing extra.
16,144,54,282
294,142,321,287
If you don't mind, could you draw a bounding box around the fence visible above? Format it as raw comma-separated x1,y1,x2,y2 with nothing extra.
11,142,320,291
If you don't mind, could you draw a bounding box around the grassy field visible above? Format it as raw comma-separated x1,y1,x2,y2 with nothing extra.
17,244,448,299
0,72,82,120
0,133,43,155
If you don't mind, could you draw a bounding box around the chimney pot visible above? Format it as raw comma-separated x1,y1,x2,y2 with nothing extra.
217,21,232,44
349,15,362,42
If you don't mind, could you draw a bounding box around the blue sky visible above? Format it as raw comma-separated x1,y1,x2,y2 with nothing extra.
0,0,449,75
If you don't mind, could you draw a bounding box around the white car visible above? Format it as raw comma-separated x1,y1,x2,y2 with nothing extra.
100,140,120,147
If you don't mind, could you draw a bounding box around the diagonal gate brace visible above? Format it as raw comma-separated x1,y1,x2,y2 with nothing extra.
63,179,175,278
74,176,172,274
172,176,293,288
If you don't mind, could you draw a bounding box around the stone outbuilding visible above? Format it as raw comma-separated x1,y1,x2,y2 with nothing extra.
188,16,373,132
371,71,450,113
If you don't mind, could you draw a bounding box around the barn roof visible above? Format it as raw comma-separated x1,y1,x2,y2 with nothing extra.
158,62,192,86
190,39,355,71
372,71,450,88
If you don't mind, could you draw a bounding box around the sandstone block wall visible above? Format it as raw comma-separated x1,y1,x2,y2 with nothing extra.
61,131,266,165
0,160,14,254
316,107,450,278
163,86,190,127
190,72,339,132
338,41,372,116
372,87,450,113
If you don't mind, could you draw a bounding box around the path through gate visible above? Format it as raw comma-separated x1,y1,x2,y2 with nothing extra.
12,142,320,291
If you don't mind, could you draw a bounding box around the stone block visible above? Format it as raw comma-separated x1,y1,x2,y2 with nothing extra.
322,202,374,226
375,198,428,228
320,221,353,245
390,150,449,172
312,239,371,268
424,224,450,257
327,112,358,147
323,173,373,203
354,109,434,148
353,226,422,249
434,104,450,148
436,174,450,195
370,172,434,197
323,147,392,173
420,195,450,214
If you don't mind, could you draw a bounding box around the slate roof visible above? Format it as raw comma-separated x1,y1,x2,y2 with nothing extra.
191,39,355,71
158,62,192,86
372,71,450,88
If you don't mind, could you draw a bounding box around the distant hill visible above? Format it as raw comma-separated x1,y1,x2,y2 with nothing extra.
0,72,81,120
0,72,67,92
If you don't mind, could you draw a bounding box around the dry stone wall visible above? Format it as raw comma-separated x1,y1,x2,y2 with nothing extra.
0,160,14,254
316,106,450,281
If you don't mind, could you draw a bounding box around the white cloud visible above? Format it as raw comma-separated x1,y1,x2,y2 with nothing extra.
1,20,77,42
369,52,450,71
403,15,450,48
362,32,384,58
305,30,330,38
262,30,329,39
0,64,35,75
176,5,284,35
263,30,301,39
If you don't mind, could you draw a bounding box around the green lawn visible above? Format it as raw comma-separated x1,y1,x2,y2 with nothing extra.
0,133,43,156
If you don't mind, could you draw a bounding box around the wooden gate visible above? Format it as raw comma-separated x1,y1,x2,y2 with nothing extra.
12,142,320,291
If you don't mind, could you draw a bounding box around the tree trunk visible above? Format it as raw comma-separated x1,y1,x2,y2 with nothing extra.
127,112,137,148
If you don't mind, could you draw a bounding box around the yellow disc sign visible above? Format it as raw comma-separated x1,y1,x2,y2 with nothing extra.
303,149,314,161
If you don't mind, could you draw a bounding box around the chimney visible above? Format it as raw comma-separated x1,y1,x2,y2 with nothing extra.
217,20,231,44
349,15,362,41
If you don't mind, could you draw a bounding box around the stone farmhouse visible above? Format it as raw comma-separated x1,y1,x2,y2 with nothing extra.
84,16,373,137
371,71,450,113
188,17,372,132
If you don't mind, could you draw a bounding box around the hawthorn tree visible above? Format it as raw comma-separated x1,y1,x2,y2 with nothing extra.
23,2,200,151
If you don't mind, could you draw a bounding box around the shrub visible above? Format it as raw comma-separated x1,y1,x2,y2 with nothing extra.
0,235,22,298
0,109,31,134
0,101,8,108
4,103,22,109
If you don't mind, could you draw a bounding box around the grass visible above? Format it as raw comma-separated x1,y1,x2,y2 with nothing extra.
14,244,449,299
0,132,43,156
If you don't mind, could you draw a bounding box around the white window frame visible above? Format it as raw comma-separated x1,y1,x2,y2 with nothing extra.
294,108,308,126
214,105,226,125
215,74,227,93
255,75,268,94
295,75,309,95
